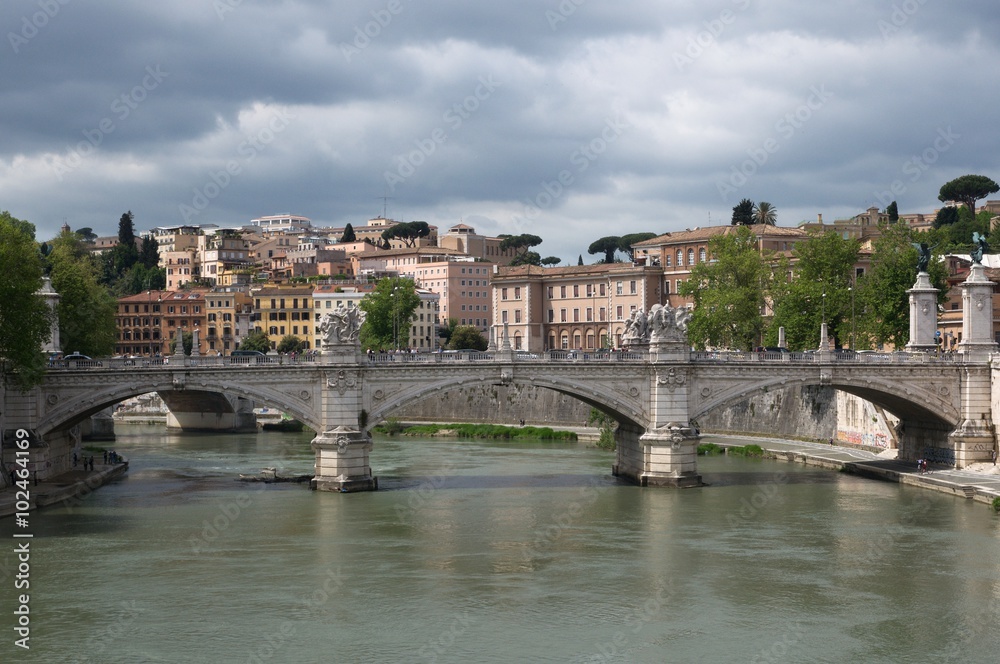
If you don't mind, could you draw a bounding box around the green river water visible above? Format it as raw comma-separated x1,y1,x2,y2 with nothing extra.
2,424,1000,663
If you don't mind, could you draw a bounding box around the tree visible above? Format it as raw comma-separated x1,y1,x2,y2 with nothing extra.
540,256,561,266
885,201,899,223
578,255,584,266
938,174,999,219
678,226,772,350
277,335,306,354
588,236,621,263
731,198,755,225
509,251,542,266
855,222,947,349
618,233,658,261
448,325,488,351
438,317,459,347
752,201,777,225
767,231,860,350
115,263,166,297
341,223,357,243
139,235,160,269
933,206,959,228
240,330,271,353
0,211,52,388
47,230,116,357
118,210,136,247
359,277,421,350
381,221,431,248
499,234,543,257
75,227,98,242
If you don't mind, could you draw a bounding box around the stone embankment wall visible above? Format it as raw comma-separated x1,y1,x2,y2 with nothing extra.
692,385,837,441
391,384,593,426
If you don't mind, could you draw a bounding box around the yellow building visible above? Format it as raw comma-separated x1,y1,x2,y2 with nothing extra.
252,285,314,350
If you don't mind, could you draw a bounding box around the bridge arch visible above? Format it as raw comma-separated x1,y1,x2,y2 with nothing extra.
365,374,649,433
689,374,960,429
36,375,322,436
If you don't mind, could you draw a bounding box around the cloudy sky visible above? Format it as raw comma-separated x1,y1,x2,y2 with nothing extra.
3,0,999,263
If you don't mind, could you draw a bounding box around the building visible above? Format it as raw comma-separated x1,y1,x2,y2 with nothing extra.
199,230,253,285
204,289,254,355
632,224,809,308
249,214,312,234
491,263,665,352
161,290,209,355
437,223,519,264
114,290,169,357
252,284,314,350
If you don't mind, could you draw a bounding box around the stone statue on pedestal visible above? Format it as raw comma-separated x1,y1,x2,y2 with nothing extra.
317,305,366,348
971,232,989,265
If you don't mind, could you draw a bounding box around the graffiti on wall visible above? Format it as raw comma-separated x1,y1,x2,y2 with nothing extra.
923,447,956,464
836,430,890,449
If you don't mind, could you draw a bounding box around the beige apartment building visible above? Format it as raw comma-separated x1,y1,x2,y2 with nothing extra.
632,224,809,308
491,263,665,351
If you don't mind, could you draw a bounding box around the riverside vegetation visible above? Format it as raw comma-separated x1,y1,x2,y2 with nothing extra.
373,418,577,441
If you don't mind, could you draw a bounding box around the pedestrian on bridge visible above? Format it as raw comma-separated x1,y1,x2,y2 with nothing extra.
991,449,997,465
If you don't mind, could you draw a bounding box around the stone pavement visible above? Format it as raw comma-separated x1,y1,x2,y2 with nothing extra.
707,435,1000,505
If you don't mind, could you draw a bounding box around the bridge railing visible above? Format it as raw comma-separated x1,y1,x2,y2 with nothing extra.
691,350,964,364
47,353,324,370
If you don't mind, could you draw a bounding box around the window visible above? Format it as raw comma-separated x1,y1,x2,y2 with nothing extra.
548,309,555,322
664,280,670,295
586,307,593,322
665,254,671,267
560,308,567,322
502,288,508,300
573,285,579,297
599,284,605,296
573,308,580,322
616,305,623,319
687,249,695,265
547,286,553,298
501,311,508,323
676,250,683,266
630,280,637,294
699,247,707,262
514,287,520,299
616,281,623,295
514,309,522,323
599,307,606,322
560,285,566,298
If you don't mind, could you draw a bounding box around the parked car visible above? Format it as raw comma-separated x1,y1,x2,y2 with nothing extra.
230,350,268,363
63,352,91,361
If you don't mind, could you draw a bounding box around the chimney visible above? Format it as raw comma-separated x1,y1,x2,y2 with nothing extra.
817,213,823,224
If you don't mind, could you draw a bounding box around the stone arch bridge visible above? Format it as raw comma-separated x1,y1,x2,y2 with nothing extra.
4,345,995,491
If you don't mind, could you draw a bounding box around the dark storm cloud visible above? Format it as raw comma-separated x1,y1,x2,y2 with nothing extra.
2,0,999,261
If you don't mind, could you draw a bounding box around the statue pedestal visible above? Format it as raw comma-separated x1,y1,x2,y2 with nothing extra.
958,264,998,358
906,271,939,352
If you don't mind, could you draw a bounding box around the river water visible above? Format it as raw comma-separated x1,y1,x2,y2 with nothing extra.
3,424,1000,663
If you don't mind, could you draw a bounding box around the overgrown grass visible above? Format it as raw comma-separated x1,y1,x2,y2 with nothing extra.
992,496,1000,513
373,422,577,441
727,444,765,458
697,443,723,455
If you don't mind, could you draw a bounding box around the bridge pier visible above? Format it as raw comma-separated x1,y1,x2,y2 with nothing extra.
310,427,377,492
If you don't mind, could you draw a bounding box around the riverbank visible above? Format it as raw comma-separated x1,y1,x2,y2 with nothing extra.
705,435,1000,507
0,461,129,517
